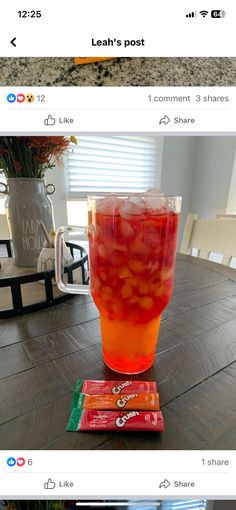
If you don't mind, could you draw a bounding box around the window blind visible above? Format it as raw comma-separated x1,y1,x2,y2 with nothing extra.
127,504,160,510
66,136,161,199
160,500,207,510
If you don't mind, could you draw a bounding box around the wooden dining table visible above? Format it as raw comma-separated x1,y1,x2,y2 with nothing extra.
1,253,236,450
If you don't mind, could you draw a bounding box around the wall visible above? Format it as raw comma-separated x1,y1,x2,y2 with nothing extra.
45,162,68,230
213,502,236,510
161,136,236,249
191,137,236,218
226,147,236,213
161,136,196,248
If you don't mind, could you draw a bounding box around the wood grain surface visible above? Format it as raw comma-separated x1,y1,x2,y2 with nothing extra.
0,253,236,450
0,256,85,311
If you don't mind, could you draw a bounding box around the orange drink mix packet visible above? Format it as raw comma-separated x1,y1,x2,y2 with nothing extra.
79,392,159,411
71,380,158,410
74,57,116,65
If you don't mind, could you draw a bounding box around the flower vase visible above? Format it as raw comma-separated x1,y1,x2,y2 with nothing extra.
1,178,55,267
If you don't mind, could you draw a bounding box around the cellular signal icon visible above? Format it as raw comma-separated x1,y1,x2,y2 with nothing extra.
186,11,197,18
200,10,209,17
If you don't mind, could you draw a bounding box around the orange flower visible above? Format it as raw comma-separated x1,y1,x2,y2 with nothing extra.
13,160,22,172
0,136,77,178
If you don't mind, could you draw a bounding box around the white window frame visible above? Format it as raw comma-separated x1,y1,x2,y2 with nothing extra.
65,136,163,201
159,500,209,510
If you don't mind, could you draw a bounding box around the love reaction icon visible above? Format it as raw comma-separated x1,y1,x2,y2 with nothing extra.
17,94,25,103
17,457,25,466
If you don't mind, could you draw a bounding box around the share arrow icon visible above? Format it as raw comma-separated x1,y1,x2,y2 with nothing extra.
159,115,171,125
159,478,171,489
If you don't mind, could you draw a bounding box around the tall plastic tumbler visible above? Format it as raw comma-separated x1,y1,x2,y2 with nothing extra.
55,194,182,374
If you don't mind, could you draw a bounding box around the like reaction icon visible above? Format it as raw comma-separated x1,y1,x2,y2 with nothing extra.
44,115,56,126
7,93,16,103
7,457,16,467
44,478,56,490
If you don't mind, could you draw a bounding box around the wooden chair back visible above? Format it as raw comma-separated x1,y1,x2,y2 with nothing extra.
0,214,11,241
180,213,236,266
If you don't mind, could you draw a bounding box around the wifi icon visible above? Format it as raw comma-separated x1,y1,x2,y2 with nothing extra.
200,10,209,17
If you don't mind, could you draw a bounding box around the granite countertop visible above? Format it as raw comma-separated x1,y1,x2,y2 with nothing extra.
0,57,236,86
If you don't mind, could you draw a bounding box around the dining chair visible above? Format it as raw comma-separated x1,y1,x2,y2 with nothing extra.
180,213,236,266
0,213,12,257
216,214,236,219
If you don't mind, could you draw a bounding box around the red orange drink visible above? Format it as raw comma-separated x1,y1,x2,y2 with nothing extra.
88,193,181,374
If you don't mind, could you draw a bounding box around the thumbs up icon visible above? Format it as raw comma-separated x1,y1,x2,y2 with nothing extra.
44,478,56,489
44,114,56,126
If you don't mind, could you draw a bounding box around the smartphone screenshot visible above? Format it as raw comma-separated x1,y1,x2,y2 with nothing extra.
0,501,229,510
0,2,236,510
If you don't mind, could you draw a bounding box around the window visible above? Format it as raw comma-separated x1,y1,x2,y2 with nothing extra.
160,501,208,510
65,135,162,199
127,503,160,510
127,501,208,510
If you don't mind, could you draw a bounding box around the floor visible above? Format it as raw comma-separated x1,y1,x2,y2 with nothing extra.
1,57,236,86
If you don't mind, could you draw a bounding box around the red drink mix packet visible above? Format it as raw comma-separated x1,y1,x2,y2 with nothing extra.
67,408,165,432
78,392,159,411
71,380,157,409
82,379,157,395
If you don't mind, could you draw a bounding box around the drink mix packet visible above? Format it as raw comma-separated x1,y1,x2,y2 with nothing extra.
74,57,116,65
71,379,157,409
78,392,160,411
67,408,165,432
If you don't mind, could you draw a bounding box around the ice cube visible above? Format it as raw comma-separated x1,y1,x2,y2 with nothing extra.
139,296,154,310
128,259,145,273
119,267,133,279
96,195,123,215
130,234,145,255
121,283,133,299
93,276,101,293
120,194,145,218
120,219,134,239
97,243,108,258
138,281,150,294
145,188,164,194
144,188,166,212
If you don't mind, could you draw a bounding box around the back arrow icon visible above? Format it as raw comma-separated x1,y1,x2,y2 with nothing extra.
11,38,16,47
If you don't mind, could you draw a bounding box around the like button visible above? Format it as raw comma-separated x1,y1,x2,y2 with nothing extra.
44,478,56,490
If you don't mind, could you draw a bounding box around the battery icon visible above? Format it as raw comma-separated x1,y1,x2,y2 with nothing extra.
211,10,226,18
